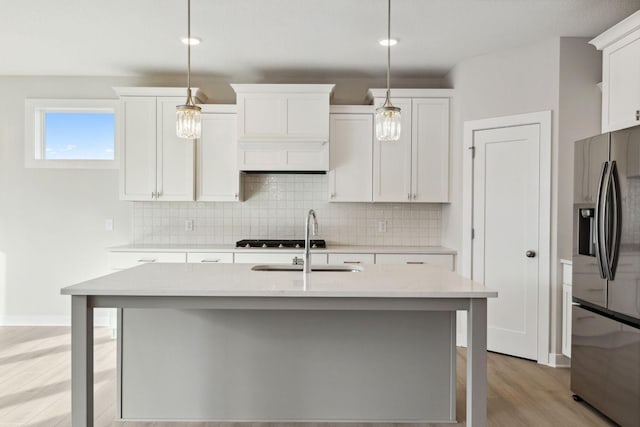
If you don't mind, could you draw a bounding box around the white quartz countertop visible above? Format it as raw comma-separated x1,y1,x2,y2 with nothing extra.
61,262,495,298
109,244,457,255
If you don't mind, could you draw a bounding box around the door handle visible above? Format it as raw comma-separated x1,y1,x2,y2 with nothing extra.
608,161,621,280
594,161,609,279
525,250,536,258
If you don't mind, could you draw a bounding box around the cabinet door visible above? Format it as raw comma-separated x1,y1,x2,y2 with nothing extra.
375,253,454,271
604,34,640,132
239,94,287,138
287,94,331,139
373,98,412,202
328,114,373,202
120,97,156,201
562,283,572,357
412,98,450,202
198,113,241,201
108,251,186,270
186,252,234,264
156,97,195,201
328,253,375,265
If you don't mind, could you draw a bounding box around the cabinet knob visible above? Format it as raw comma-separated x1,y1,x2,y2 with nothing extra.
526,250,536,258
330,193,335,199
413,193,417,200
234,193,238,199
636,110,640,121
407,193,411,200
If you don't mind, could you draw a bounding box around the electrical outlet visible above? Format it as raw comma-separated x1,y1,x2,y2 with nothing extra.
105,219,114,231
378,220,387,233
185,219,194,232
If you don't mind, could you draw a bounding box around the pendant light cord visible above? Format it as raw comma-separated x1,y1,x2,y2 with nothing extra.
186,0,193,105
386,0,391,101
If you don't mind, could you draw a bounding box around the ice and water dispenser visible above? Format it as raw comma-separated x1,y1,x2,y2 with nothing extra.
577,208,596,257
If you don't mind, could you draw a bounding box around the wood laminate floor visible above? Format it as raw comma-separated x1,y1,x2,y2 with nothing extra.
0,326,615,427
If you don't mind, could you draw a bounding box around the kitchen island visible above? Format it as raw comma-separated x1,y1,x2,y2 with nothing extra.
61,262,496,427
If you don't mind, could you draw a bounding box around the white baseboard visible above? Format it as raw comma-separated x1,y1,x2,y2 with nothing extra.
1,310,111,327
548,353,571,368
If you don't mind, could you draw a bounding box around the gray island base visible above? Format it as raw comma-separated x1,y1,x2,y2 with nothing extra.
62,263,496,426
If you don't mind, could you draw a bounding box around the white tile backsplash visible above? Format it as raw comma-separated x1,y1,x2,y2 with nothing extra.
133,174,442,246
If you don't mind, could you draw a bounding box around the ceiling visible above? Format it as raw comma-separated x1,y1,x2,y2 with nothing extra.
1,0,639,79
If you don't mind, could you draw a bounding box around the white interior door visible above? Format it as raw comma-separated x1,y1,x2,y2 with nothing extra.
473,124,540,360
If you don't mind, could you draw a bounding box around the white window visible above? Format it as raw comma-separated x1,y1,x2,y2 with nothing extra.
25,99,118,168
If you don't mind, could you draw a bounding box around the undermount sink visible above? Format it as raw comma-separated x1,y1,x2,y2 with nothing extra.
251,264,363,272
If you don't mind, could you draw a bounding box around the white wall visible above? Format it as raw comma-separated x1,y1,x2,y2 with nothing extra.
0,77,136,325
0,75,444,325
443,37,602,359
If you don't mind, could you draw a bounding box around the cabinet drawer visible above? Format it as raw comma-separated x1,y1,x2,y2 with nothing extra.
234,252,328,265
328,253,375,265
187,252,234,264
375,254,454,271
108,251,186,270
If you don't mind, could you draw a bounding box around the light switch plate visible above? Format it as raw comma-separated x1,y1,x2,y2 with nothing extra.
185,219,194,232
378,220,387,233
105,218,114,231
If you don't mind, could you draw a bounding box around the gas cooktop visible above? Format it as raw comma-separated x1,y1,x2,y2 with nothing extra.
235,239,327,249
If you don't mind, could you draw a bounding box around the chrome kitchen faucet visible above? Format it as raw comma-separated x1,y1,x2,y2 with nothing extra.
304,209,318,274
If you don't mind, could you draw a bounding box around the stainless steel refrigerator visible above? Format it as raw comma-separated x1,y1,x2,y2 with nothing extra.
572,126,640,426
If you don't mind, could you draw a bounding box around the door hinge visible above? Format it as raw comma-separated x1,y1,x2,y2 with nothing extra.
471,228,475,239
469,146,475,158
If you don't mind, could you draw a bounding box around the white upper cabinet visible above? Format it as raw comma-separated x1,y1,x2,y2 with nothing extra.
231,84,334,171
591,10,640,132
156,97,196,201
372,98,413,202
412,98,450,202
369,89,452,203
114,87,202,201
197,105,242,202
119,96,157,201
328,107,373,202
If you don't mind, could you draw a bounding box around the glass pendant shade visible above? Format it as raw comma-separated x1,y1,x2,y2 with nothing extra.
176,103,202,139
375,104,401,141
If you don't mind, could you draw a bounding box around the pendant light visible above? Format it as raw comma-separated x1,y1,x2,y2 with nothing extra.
375,0,401,142
176,0,201,139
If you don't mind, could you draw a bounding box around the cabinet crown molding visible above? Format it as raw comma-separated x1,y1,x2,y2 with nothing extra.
112,86,207,102
590,9,640,50
367,88,454,103
230,84,335,95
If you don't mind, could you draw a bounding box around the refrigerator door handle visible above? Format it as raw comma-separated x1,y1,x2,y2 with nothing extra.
608,161,622,280
595,161,609,280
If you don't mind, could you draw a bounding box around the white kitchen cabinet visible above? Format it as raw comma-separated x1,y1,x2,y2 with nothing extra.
369,89,452,203
234,252,328,265
328,253,375,265
197,106,242,202
108,251,186,270
231,84,334,171
375,253,454,271
591,11,640,132
186,252,234,264
328,107,373,202
115,87,202,201
560,260,572,358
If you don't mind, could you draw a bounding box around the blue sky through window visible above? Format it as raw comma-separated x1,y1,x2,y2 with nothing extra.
44,112,115,160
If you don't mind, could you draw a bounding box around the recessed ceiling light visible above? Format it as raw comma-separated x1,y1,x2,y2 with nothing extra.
379,38,398,47
181,37,201,45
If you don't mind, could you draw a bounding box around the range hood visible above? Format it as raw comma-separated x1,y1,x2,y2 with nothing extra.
231,84,335,171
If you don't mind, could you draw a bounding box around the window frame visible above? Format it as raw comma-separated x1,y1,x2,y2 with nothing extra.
25,98,119,169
